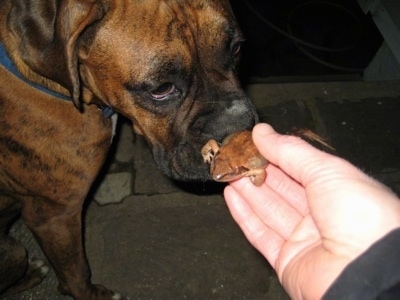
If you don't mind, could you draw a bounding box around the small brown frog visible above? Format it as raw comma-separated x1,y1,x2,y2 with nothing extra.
201,130,268,186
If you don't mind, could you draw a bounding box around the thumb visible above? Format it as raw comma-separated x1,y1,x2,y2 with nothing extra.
252,123,354,186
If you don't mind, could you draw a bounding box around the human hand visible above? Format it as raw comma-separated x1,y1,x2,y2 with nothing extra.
224,123,400,299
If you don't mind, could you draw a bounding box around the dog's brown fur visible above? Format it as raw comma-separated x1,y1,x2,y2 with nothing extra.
0,0,257,299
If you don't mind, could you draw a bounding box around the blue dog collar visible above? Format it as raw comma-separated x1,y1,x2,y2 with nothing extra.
0,42,114,118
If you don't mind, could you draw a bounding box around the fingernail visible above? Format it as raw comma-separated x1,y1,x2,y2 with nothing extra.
254,123,272,137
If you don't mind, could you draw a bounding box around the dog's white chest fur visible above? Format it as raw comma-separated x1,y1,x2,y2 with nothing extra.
111,114,118,143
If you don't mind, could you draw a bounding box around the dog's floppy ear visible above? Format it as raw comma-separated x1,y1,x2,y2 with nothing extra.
59,1,105,108
9,0,104,109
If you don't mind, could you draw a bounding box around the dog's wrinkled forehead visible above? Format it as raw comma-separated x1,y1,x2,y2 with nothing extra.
91,0,241,81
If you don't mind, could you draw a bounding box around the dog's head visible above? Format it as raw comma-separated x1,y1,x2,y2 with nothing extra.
8,0,258,181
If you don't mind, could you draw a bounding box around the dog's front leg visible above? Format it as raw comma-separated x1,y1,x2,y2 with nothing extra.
21,200,122,300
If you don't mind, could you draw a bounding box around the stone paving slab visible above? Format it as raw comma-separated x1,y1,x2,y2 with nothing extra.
94,172,132,205
85,193,287,299
114,120,135,164
7,193,288,300
246,80,400,106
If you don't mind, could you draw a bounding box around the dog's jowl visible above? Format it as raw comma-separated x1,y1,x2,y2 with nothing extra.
0,0,258,299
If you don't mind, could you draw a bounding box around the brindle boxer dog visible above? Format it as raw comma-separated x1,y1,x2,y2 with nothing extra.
0,0,258,299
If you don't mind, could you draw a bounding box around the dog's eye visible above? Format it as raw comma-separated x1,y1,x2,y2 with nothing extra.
149,83,177,100
231,42,242,57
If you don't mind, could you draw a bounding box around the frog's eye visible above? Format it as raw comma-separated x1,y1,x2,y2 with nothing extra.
149,82,177,100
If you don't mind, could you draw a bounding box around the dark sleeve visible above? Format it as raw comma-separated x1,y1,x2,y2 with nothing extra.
323,228,400,300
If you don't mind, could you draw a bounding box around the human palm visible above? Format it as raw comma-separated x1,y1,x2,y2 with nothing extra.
224,124,400,299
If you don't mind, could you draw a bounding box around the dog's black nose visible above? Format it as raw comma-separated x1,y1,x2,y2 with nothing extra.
201,97,258,142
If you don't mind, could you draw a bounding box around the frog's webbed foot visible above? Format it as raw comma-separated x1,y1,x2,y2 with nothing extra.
201,139,220,164
248,169,267,187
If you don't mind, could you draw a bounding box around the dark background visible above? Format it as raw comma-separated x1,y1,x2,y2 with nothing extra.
229,0,382,81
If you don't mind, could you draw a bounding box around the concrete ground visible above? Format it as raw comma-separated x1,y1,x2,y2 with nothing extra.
5,80,400,299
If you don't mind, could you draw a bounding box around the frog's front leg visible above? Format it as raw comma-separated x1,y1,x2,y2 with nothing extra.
246,168,267,187
201,139,220,164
